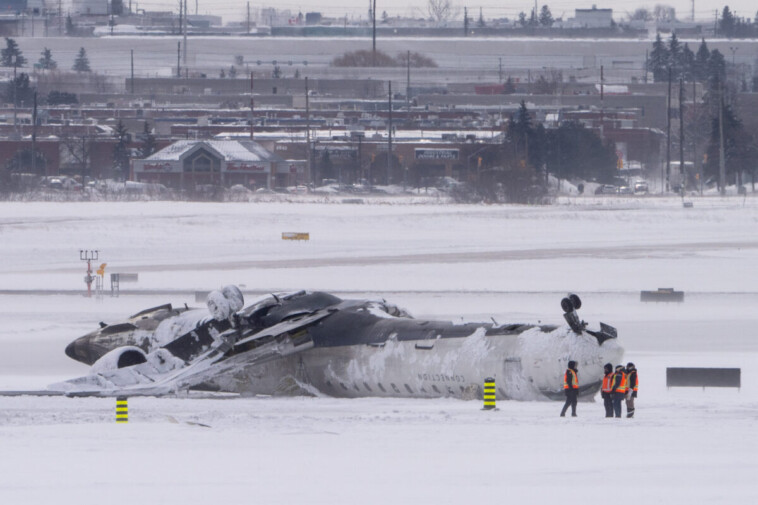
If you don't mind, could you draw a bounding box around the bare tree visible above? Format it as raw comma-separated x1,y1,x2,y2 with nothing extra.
629,8,653,21
427,0,459,25
59,132,93,181
653,4,676,23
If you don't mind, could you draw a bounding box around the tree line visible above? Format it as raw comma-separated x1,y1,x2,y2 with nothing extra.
469,101,617,203
647,32,757,191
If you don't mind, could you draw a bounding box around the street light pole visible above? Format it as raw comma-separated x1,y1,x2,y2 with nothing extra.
12,56,17,130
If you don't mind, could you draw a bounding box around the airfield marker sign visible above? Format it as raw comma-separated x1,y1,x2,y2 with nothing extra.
282,232,310,241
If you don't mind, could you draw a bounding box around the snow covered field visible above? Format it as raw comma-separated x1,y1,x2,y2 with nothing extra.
1,197,757,504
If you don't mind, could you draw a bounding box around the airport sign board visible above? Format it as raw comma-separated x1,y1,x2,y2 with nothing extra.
415,149,459,161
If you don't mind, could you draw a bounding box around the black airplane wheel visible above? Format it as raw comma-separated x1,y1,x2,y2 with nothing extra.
561,297,573,313
569,294,582,310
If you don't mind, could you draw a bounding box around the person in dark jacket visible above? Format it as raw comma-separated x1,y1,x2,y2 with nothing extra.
625,362,638,418
610,365,627,418
560,360,579,417
601,363,614,418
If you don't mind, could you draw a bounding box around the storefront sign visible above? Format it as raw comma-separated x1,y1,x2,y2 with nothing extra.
415,149,459,161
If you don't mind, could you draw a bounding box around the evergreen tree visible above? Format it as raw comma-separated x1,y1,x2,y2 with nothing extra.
531,122,548,181
545,121,618,183
518,12,527,27
539,5,554,27
37,48,57,70
4,72,34,105
513,100,532,136
649,33,669,82
681,43,695,81
668,32,682,79
139,122,156,159
694,38,710,82
705,103,756,188
1,38,26,67
503,76,516,94
228,65,237,78
718,6,736,37
65,15,77,36
477,7,485,28
112,120,130,180
707,49,726,93
73,47,91,72
508,101,533,165
112,0,125,16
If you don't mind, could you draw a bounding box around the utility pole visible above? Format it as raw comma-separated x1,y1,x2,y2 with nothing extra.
250,72,255,140
177,41,181,77
464,7,468,36
305,76,311,188
372,0,376,66
679,77,687,198
718,83,726,195
600,65,605,139
387,80,392,185
32,92,37,176
247,2,251,33
693,80,700,195
12,57,17,130
665,67,672,193
183,0,188,66
499,57,502,83
406,50,410,122
644,49,648,84
130,49,134,93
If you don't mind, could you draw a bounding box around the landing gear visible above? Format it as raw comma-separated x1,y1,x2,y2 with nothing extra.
561,293,586,334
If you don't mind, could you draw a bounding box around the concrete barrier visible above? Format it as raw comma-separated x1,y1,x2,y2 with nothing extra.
666,367,741,389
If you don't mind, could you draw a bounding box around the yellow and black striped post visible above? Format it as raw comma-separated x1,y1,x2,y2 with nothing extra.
482,377,497,410
116,396,128,423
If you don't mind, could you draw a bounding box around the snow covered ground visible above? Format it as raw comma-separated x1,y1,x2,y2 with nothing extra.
1,196,757,504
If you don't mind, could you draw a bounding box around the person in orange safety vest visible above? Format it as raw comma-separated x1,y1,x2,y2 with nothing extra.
560,360,579,417
601,363,614,418
625,362,638,418
610,365,627,418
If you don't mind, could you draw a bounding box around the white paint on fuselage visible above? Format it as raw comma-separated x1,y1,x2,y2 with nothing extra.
215,325,623,401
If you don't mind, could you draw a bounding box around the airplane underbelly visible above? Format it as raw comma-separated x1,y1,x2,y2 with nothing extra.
300,328,623,401
204,327,623,401
301,335,525,400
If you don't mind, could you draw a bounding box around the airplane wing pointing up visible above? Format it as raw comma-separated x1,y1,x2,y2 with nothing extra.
52,309,334,398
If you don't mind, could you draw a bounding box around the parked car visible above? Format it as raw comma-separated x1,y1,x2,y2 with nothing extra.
617,186,633,195
633,181,649,194
594,184,617,195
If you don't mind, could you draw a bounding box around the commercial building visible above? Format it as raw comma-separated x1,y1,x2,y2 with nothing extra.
132,139,303,190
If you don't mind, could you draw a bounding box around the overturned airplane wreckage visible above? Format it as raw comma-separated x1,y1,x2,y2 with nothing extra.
54,288,623,400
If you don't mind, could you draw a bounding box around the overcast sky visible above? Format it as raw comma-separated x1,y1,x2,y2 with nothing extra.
130,1,757,24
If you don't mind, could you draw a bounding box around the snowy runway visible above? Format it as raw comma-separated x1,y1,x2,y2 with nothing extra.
1,198,757,503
